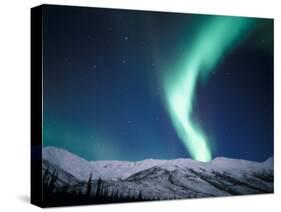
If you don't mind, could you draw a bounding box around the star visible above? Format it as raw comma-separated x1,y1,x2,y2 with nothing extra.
92,64,97,69
122,59,126,64
124,36,128,41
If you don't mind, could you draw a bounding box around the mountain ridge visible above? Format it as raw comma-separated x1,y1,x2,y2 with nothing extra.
42,146,273,181
42,146,273,200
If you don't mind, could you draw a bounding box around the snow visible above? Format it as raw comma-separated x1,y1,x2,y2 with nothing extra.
42,146,273,199
43,146,273,181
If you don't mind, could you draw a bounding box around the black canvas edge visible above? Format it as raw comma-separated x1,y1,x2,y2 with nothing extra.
34,3,274,20
272,18,275,194
31,5,44,208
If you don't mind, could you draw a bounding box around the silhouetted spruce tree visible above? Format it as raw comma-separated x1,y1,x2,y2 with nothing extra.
43,163,50,184
48,169,58,193
114,189,119,201
95,177,103,201
138,191,143,200
101,187,105,197
62,182,70,193
86,172,92,197
103,185,109,198
119,191,123,201
126,189,131,199
108,187,112,198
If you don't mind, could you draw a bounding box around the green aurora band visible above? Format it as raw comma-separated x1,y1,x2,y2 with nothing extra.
163,16,254,162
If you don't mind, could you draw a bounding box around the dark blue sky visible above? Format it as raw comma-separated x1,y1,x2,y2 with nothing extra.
43,5,273,162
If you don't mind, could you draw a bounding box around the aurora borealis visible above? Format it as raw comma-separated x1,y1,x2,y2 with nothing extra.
162,17,254,161
43,6,273,162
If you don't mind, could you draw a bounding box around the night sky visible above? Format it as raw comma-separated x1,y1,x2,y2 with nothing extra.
43,5,273,162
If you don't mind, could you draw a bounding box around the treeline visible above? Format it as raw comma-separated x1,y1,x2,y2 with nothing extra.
42,166,157,207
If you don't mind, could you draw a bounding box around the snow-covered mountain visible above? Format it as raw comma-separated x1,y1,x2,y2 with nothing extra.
43,146,205,180
42,146,273,199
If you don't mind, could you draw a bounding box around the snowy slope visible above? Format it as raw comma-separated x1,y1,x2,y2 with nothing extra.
42,146,200,180
42,146,273,199
43,146,272,180
43,146,94,181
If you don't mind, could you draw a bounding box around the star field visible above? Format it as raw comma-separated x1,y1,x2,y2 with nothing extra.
43,5,273,162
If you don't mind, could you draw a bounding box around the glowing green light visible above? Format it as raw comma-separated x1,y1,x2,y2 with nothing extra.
163,16,253,162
